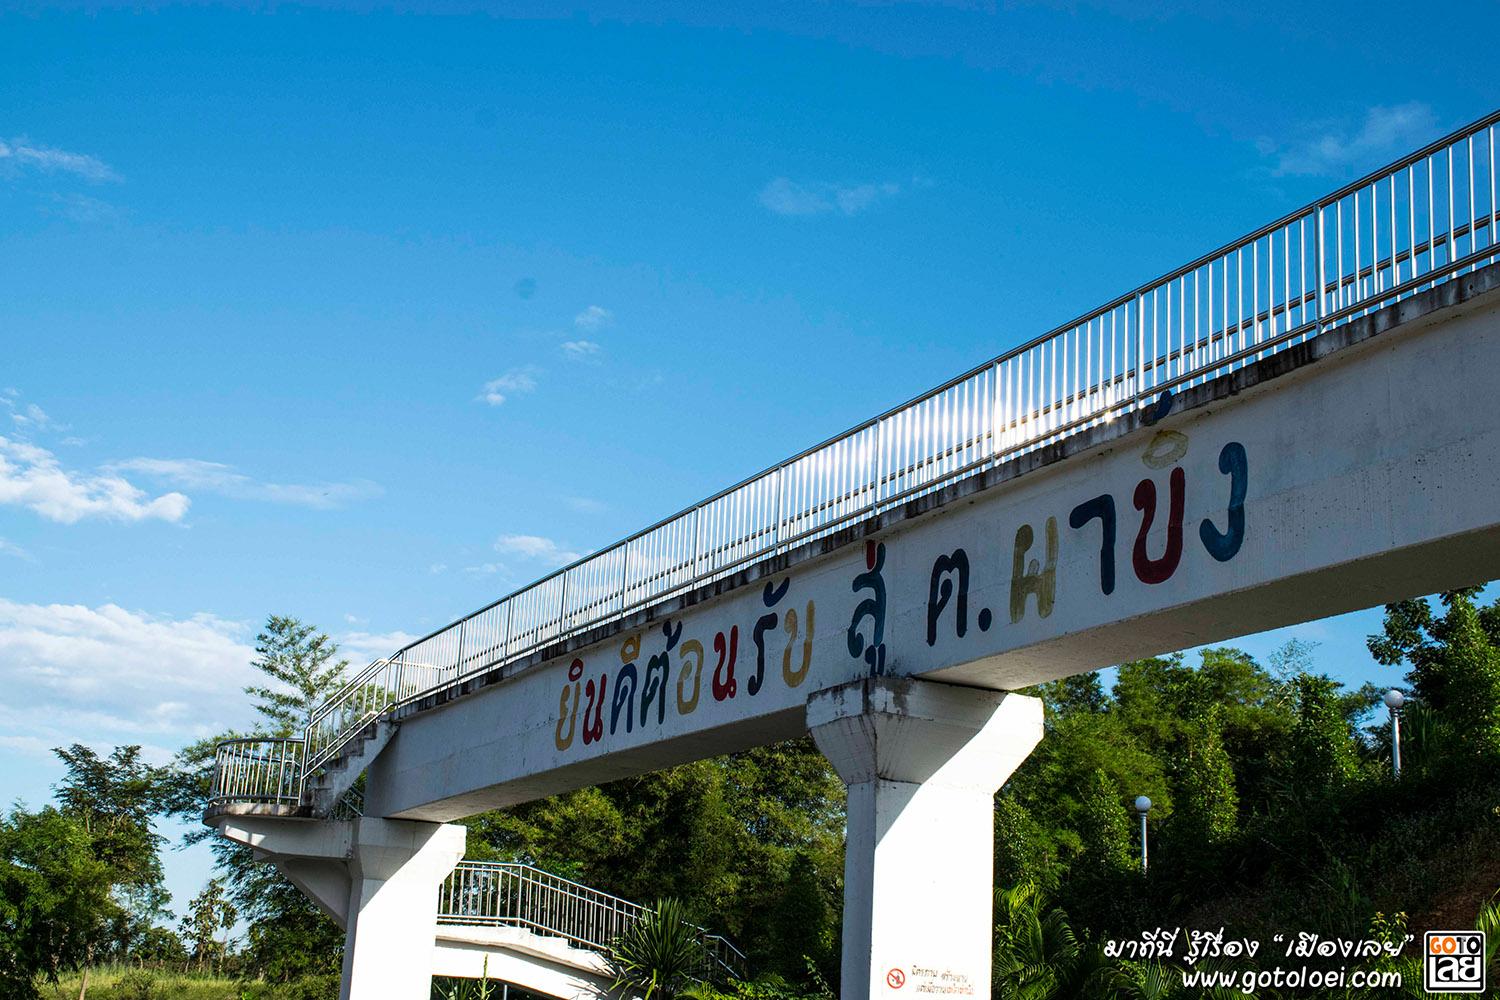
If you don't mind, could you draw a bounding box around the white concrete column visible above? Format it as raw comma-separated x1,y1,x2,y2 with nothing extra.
808,677,1043,1000
339,817,468,1000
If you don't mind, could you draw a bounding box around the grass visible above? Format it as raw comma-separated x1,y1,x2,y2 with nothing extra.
37,966,339,1000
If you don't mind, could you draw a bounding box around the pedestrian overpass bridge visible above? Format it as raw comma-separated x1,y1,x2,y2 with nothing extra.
208,111,1500,1000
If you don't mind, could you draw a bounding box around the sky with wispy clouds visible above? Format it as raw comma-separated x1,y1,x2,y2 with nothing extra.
3,0,1497,927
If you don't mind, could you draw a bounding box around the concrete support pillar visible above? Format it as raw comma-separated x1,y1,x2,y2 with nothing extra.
339,818,467,1000
808,677,1043,1000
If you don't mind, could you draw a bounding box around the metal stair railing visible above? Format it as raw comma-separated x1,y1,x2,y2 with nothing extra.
208,738,370,816
438,861,748,980
209,738,303,809
288,108,1500,794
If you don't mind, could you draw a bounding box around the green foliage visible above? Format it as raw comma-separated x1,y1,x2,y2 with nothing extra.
1286,673,1361,791
0,806,115,998
993,797,1051,892
1004,700,1162,927
992,882,1107,1000
35,967,341,1000
431,956,500,1000
1166,709,1237,847
997,626,1500,952
109,969,159,1000
181,880,236,974
164,616,350,983
240,904,344,982
52,744,171,917
468,738,845,977
766,852,833,985
1369,588,1500,758
681,968,834,1000
129,926,187,968
609,898,714,1000
1037,672,1108,718
1,742,177,998
243,616,350,737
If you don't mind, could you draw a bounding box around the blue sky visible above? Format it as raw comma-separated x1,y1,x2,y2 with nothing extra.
4,0,1498,932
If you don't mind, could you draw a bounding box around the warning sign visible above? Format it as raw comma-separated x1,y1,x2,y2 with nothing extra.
889,967,974,996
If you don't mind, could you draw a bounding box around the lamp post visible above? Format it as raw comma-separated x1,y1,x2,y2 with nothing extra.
1384,689,1405,779
1134,795,1152,872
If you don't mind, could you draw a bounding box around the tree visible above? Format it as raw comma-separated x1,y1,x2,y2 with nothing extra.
244,615,351,737
1167,708,1238,847
1368,588,1500,758
1036,672,1108,719
0,806,114,1000
467,739,845,977
128,926,187,971
52,745,170,923
991,882,1107,1000
766,852,833,985
1286,674,1361,791
241,904,344,982
182,878,236,974
167,616,351,980
27,745,175,999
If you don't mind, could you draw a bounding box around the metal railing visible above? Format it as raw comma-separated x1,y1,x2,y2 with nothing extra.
438,861,748,980
209,738,304,808
301,108,1500,784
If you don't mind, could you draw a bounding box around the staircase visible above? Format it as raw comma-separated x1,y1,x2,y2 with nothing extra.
438,861,746,983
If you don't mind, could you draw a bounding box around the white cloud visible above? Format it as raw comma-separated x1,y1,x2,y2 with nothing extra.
0,598,439,766
107,458,382,510
462,562,502,576
759,177,901,216
494,533,581,566
10,403,56,431
478,366,541,407
573,306,613,333
562,340,601,361
1260,102,1440,178
0,600,259,757
0,137,121,183
563,496,606,513
429,563,448,575
44,193,121,224
0,538,35,562
0,436,190,524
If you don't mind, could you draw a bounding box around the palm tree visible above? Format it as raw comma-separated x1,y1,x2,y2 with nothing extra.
992,883,1109,1000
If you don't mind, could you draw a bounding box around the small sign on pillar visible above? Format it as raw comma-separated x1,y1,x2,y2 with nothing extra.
885,966,976,996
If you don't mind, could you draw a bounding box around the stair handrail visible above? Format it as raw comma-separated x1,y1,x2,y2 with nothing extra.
209,737,304,808
438,860,748,980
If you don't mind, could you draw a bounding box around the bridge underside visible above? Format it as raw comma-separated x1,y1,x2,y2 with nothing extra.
432,926,612,1000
